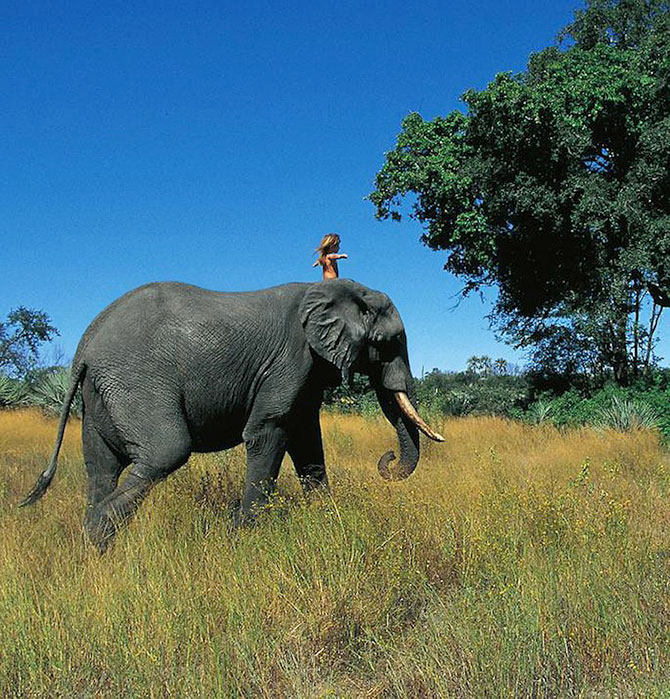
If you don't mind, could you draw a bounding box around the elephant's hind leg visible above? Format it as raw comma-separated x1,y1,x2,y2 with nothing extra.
82,417,130,510
84,421,192,552
84,470,153,553
81,379,130,510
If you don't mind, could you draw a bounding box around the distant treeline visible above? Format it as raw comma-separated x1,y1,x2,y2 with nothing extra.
324,357,670,440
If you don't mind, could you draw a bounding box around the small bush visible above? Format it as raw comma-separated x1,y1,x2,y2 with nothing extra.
0,374,30,409
594,395,661,432
526,399,555,425
29,367,82,417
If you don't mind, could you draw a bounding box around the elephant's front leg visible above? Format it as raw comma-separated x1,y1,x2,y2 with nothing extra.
287,409,329,494
241,422,288,518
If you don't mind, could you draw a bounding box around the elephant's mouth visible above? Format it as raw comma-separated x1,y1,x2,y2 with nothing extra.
393,391,444,442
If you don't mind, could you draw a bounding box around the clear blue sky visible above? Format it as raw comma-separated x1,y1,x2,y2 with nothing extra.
3,1,667,374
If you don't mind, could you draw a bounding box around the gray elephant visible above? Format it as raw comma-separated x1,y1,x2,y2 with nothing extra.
21,279,443,550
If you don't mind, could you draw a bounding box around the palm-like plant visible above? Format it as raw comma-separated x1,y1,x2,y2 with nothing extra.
0,374,30,408
30,368,81,417
528,400,554,425
594,395,660,432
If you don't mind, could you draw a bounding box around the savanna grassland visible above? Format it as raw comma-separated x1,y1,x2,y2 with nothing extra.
1,409,669,697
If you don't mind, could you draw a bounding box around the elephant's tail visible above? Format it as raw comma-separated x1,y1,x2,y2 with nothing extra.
19,364,86,507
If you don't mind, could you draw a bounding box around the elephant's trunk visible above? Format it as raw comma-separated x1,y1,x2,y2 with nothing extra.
375,388,442,481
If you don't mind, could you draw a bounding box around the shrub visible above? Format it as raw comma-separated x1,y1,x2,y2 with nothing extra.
594,395,661,432
525,399,554,425
0,374,30,409
29,367,81,417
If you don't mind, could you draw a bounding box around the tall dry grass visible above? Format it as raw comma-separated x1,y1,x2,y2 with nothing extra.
0,410,669,697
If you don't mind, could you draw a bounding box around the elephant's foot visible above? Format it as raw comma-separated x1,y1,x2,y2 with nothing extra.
84,506,134,555
84,506,121,554
230,502,263,528
301,477,330,497
226,498,246,528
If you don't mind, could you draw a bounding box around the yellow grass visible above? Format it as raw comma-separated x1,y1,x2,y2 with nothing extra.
1,409,669,696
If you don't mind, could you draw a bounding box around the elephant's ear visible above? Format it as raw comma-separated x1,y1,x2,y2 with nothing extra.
299,280,370,381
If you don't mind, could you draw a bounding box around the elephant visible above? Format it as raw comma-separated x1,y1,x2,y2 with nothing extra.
21,278,443,550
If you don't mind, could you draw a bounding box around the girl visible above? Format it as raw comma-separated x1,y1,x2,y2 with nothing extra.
313,233,348,280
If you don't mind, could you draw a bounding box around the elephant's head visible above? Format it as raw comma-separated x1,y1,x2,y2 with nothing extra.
299,279,444,480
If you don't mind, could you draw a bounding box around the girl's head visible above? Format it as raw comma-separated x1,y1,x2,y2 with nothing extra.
316,233,340,256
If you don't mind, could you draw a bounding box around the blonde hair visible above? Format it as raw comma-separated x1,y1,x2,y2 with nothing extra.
315,233,340,257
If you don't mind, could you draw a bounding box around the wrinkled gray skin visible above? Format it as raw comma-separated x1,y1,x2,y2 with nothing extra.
22,279,433,551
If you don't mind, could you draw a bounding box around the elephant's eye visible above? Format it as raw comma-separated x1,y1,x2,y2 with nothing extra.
369,336,396,361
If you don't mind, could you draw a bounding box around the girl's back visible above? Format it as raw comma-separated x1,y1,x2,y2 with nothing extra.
314,233,347,280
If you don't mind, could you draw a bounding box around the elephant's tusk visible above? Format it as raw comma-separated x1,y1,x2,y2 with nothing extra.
394,392,445,442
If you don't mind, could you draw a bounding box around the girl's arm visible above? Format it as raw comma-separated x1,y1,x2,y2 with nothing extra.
327,253,348,260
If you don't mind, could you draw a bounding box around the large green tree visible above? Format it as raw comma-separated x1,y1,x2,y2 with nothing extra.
370,0,670,385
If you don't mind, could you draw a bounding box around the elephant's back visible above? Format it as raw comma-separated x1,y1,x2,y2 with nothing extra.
72,284,182,398
73,280,310,393
80,281,309,332
75,283,177,361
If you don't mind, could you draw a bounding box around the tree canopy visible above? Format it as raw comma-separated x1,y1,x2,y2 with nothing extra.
0,308,59,378
370,0,670,384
